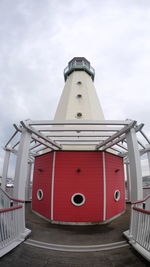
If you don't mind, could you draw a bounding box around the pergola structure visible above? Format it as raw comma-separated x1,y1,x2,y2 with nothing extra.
1,119,150,203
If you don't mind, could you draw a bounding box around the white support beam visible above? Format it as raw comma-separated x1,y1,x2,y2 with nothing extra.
140,145,150,156
25,161,33,201
97,121,136,149
98,134,126,151
116,143,128,151
14,129,32,200
29,142,41,151
126,128,143,201
147,151,150,174
60,142,99,145
28,119,131,126
140,129,150,144
1,148,11,190
21,121,62,150
138,140,145,149
35,146,50,153
125,161,131,202
34,126,122,132
46,132,113,137
53,137,107,142
31,134,54,150
4,130,18,148
12,141,20,149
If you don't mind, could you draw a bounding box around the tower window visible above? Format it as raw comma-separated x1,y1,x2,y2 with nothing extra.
77,94,82,98
77,81,82,85
76,112,82,118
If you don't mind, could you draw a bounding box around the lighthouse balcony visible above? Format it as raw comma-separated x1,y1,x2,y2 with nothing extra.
64,57,95,81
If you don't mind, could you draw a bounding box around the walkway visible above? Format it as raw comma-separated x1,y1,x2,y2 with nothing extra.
0,203,149,266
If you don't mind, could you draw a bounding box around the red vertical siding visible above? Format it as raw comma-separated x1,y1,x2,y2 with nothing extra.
53,151,103,222
32,152,53,219
105,153,125,220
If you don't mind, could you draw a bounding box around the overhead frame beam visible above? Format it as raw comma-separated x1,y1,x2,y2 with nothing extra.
35,146,51,153
60,142,99,145
46,132,113,137
96,121,136,150
31,134,53,151
28,120,131,126
140,129,150,144
3,119,148,158
21,121,62,150
52,137,107,142
116,143,128,151
4,130,18,148
32,126,123,132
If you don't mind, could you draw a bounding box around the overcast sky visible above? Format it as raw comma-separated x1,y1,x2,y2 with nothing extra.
0,0,150,176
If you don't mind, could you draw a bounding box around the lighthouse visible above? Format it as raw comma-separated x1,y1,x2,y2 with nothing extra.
54,57,104,121
54,57,105,151
31,57,126,224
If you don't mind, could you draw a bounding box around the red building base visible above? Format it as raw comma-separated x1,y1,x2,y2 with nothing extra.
32,151,125,224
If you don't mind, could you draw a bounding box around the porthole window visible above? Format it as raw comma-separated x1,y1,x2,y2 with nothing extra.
114,190,120,201
37,189,43,200
77,81,82,85
77,94,82,98
76,112,82,118
71,193,85,206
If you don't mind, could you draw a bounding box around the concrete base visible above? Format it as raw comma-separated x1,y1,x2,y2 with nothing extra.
32,209,125,226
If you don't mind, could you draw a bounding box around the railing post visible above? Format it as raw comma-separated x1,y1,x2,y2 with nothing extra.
126,128,143,202
129,205,134,237
25,161,33,201
14,129,31,200
125,160,131,202
1,148,11,191
147,150,150,174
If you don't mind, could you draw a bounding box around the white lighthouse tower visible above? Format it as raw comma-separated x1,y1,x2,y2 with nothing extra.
54,57,105,151
54,57,104,121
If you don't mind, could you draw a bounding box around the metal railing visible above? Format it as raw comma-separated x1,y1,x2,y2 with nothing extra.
128,194,150,260
0,187,29,257
143,187,150,198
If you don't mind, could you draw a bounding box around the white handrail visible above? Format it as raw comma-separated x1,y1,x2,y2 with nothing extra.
0,187,30,257
126,194,150,261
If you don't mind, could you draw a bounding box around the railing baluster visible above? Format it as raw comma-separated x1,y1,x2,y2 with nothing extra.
129,193,150,258
0,187,30,257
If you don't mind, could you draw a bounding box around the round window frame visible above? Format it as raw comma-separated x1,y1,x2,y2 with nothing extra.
114,190,120,201
71,193,85,206
37,189,43,200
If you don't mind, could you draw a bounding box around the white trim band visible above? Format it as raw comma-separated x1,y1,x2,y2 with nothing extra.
102,152,106,221
51,151,56,220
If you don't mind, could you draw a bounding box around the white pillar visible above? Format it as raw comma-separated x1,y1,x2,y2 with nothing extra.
147,151,150,174
14,129,31,200
1,148,11,190
126,128,143,201
125,161,131,202
25,161,33,201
